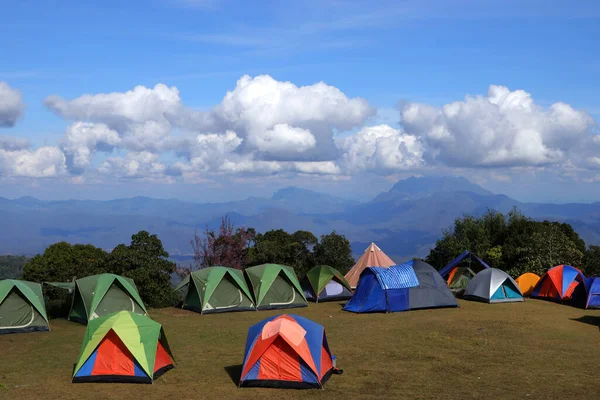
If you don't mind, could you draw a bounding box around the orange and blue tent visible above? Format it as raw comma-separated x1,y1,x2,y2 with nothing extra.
72,311,174,383
531,265,585,302
239,314,334,389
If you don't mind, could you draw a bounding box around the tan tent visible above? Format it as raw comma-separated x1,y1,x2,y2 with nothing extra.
345,243,396,288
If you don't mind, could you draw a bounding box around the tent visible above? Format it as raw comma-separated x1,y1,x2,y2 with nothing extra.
174,266,255,314
515,272,541,296
301,265,353,302
73,311,174,383
67,274,147,324
439,250,491,292
343,260,458,313
464,268,523,303
585,277,600,309
239,314,335,389
245,264,307,310
531,265,585,303
345,243,395,289
0,280,49,334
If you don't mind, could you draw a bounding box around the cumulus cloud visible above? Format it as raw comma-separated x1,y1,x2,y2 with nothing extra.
401,85,595,168
337,124,424,173
0,135,30,151
45,84,182,153
29,79,597,184
62,122,121,173
196,75,374,160
0,82,25,127
0,146,66,178
98,151,167,180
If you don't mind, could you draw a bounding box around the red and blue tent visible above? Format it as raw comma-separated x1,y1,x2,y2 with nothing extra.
239,314,334,389
531,265,585,302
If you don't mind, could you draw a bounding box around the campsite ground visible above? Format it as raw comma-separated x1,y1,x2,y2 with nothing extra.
1,300,600,400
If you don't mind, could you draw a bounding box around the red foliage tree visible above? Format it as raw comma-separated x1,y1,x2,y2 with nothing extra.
191,215,255,269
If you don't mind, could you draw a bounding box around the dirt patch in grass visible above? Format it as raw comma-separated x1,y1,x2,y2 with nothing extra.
1,299,599,399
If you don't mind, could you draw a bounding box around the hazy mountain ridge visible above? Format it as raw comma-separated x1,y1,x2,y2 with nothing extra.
2,176,600,262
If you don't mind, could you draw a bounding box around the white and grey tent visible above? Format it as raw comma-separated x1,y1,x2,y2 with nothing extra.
463,268,523,303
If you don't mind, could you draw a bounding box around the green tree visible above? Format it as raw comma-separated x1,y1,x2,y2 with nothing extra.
22,242,108,317
426,207,586,277
584,245,600,276
106,231,176,308
0,255,29,279
426,212,498,269
22,242,107,282
246,229,317,278
313,231,355,274
511,223,584,276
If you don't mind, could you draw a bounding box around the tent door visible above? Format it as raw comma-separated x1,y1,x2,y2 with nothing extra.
0,290,36,329
264,272,302,307
205,274,247,311
92,282,144,320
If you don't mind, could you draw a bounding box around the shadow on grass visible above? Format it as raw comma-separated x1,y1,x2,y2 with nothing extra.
224,365,242,386
571,315,600,328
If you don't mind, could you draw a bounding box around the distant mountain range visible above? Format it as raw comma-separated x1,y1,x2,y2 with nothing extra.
2,176,600,263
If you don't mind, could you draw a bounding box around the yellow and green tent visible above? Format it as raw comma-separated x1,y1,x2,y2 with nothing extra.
244,264,307,310
0,279,49,334
174,266,255,314
73,311,174,383
301,265,353,302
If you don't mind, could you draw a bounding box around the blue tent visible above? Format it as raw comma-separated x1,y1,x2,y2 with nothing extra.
585,277,600,309
343,260,458,313
439,250,492,278
438,250,491,291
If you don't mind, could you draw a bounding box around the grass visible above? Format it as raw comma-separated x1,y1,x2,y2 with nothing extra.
1,299,600,400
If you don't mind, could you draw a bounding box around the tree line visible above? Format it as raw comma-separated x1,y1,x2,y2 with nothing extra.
15,216,355,309
189,215,355,277
425,208,600,277
9,208,600,311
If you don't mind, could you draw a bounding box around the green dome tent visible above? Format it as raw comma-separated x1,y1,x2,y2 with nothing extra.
244,264,307,310
0,280,49,334
301,265,353,302
174,266,255,314
48,274,147,324
72,311,174,383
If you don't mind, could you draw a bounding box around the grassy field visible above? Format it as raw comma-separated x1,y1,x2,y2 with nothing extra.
1,299,600,400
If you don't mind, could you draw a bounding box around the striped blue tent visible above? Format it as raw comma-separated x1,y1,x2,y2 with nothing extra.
343,260,458,313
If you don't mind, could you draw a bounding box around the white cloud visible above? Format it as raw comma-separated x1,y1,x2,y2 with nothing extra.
45,84,182,153
0,146,66,178
292,161,341,175
186,130,243,171
0,82,25,127
201,74,374,159
258,124,316,154
44,83,181,127
98,151,168,180
34,79,598,185
62,122,121,173
0,135,29,151
401,85,595,168
337,124,424,173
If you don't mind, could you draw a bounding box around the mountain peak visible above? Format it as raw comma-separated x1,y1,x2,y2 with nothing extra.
373,176,492,202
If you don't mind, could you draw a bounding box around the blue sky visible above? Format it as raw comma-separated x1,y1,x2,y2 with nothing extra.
1,0,599,203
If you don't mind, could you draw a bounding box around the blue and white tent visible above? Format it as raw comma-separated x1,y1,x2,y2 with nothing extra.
343,260,458,313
